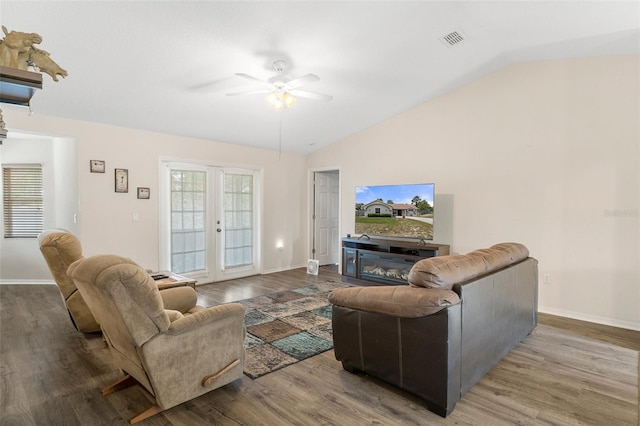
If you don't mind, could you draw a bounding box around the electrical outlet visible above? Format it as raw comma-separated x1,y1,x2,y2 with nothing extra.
543,273,551,284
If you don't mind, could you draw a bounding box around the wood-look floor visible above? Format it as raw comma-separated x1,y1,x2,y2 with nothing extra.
1,266,638,425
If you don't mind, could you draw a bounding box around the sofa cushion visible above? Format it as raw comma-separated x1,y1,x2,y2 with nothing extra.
466,243,529,272
489,242,529,263
408,254,487,290
408,243,530,289
329,286,460,318
465,248,510,271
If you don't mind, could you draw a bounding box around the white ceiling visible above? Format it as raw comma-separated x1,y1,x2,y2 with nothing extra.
2,1,639,154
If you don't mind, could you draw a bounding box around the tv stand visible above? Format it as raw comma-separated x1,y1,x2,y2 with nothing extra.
341,237,450,286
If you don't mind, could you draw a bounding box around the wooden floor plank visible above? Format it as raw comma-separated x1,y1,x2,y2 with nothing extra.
1,266,637,425
538,312,640,351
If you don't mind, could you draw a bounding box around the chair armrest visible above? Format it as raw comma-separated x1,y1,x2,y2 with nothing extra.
164,303,244,335
159,286,197,313
329,286,460,318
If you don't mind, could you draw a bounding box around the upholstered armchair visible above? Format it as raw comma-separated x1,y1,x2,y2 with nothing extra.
38,229,202,334
38,229,101,332
68,254,245,424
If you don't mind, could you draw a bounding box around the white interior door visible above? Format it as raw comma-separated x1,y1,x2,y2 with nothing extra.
313,170,340,266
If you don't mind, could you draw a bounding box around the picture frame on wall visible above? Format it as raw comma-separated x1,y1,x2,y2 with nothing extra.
90,160,105,173
137,187,150,199
115,168,128,193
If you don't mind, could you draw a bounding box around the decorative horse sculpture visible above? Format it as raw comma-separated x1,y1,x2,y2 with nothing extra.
0,26,42,68
23,46,68,81
0,26,67,81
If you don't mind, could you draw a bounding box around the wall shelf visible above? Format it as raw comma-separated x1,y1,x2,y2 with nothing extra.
0,66,42,106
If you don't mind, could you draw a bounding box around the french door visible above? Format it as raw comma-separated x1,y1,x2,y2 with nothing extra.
160,162,261,283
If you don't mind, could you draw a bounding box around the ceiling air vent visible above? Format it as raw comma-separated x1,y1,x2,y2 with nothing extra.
440,30,466,47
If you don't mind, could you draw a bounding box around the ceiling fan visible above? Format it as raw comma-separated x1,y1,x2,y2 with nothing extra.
226,60,333,110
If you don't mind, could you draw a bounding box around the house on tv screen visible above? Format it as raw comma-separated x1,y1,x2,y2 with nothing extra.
361,200,418,217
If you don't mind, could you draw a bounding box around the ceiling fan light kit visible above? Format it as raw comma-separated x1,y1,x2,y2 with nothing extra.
266,91,296,111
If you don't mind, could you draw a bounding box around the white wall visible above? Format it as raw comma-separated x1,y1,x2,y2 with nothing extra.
1,109,308,279
0,134,79,282
52,137,79,231
306,55,640,330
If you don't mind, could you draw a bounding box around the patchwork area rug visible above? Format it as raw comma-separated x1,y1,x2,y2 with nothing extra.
236,280,348,379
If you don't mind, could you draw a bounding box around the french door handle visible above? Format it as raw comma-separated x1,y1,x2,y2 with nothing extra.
217,228,222,232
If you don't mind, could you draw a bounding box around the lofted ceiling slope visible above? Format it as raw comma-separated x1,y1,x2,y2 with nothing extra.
1,1,638,153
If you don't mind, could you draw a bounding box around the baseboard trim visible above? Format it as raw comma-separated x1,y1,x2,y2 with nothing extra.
0,279,56,285
262,263,306,275
538,305,640,331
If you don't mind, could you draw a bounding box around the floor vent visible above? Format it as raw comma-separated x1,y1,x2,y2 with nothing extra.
440,30,466,47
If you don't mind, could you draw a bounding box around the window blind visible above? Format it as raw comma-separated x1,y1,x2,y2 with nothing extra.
2,165,43,238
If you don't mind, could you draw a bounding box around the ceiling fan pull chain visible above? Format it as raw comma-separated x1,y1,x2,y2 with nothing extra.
278,111,282,161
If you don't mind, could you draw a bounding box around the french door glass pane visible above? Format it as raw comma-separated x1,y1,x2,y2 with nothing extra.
224,173,253,269
171,170,206,274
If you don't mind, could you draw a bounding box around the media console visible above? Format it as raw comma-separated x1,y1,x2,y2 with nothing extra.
341,237,450,286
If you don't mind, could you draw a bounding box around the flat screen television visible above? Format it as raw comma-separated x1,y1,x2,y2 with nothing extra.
355,183,434,240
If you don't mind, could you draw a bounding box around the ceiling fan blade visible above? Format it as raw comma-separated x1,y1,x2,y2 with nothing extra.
226,89,272,96
235,73,271,86
289,89,333,102
286,73,320,89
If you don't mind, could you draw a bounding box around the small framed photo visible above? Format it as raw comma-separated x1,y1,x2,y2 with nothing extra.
137,187,150,199
115,168,128,193
90,160,105,173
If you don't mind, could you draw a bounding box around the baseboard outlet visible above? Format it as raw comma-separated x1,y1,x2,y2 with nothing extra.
0,279,56,285
538,305,640,331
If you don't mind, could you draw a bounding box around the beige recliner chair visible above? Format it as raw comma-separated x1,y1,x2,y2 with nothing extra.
38,229,101,332
38,229,202,334
68,254,245,424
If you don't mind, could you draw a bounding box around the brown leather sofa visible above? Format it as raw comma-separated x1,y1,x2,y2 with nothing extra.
329,243,538,417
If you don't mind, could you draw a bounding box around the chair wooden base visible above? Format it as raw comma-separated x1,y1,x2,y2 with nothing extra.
102,375,138,396
130,404,162,424
102,375,165,424
101,360,241,423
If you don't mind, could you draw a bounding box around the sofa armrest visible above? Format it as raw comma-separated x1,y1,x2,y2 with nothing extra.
329,286,460,318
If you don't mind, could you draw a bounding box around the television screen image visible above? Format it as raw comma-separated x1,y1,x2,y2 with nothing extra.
355,183,434,240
